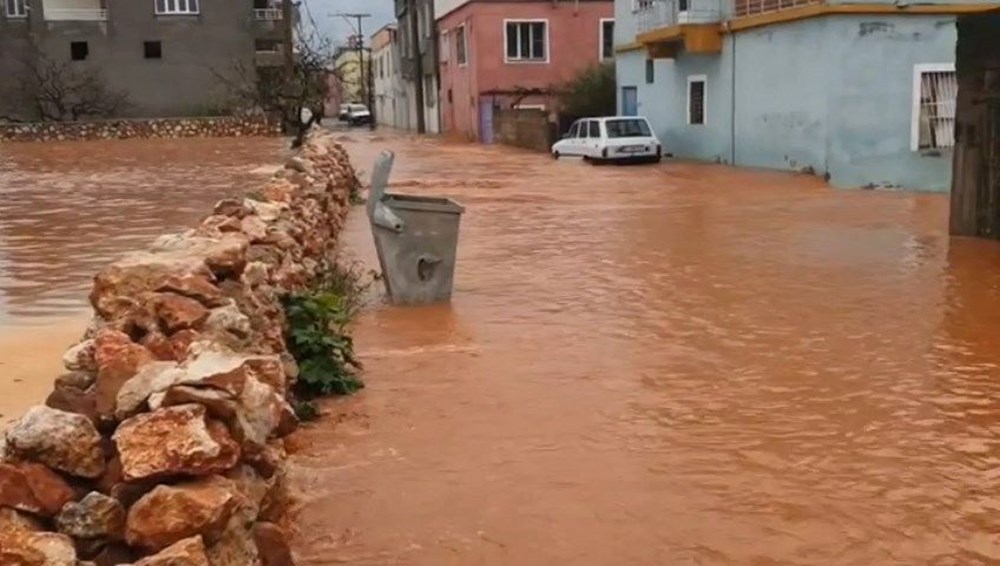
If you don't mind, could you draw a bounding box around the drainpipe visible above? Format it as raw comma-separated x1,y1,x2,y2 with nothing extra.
729,25,736,166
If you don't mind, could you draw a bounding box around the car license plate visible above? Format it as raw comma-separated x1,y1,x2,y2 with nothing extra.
620,145,645,153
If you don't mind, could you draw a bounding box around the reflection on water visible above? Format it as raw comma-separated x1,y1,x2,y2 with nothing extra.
0,136,287,325
292,134,1000,565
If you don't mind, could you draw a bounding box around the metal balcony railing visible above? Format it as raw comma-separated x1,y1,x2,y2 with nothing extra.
44,7,108,20
636,0,722,33
732,0,820,18
254,7,282,20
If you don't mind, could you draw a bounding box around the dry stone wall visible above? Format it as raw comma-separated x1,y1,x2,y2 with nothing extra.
0,116,281,143
0,131,360,566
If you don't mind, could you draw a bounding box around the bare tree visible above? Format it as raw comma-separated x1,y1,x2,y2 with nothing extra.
214,23,334,148
1,48,129,122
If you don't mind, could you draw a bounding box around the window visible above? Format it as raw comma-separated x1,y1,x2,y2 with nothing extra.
687,75,706,125
587,120,600,138
567,122,580,138
440,31,450,63
70,41,89,61
600,19,615,60
155,0,198,15
505,20,547,63
631,0,655,12
5,0,26,17
606,118,652,138
645,59,654,84
456,25,467,66
144,41,162,59
255,39,280,53
912,63,957,151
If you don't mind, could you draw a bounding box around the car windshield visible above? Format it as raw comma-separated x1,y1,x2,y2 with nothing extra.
605,119,652,138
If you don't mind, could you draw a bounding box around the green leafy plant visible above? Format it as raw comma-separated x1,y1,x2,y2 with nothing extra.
558,62,616,119
282,263,372,399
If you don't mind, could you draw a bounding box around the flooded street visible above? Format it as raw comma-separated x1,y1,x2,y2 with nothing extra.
292,135,1000,565
0,137,287,324
0,136,286,424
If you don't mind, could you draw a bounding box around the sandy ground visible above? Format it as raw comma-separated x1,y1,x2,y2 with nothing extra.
0,317,89,427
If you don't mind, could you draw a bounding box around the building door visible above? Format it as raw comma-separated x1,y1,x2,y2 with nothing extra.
479,100,495,144
622,87,638,116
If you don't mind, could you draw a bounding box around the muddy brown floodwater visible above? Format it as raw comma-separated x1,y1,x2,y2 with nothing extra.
292,134,1000,566
0,136,287,424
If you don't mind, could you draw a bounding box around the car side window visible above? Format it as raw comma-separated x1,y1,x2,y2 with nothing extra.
567,123,579,138
575,122,586,138
588,121,601,138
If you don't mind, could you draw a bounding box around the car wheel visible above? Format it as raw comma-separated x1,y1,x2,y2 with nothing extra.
552,151,560,160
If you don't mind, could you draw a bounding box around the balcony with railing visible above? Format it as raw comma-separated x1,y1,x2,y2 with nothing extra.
634,0,723,57
636,0,722,33
43,0,107,21
254,7,281,20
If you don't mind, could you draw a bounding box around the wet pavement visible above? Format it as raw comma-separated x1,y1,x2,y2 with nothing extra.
292,134,1000,565
0,136,287,325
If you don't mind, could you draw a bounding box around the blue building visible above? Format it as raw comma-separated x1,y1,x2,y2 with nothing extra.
615,0,999,191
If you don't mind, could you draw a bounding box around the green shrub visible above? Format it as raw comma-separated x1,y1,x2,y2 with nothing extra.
558,62,617,118
282,264,373,399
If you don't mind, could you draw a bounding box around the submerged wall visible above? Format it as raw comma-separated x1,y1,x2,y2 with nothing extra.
0,116,281,143
0,131,359,565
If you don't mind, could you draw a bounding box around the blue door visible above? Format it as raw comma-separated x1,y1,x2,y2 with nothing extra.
621,87,638,116
479,101,495,144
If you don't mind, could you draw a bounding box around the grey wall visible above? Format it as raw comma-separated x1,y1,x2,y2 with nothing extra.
616,13,957,191
0,0,256,119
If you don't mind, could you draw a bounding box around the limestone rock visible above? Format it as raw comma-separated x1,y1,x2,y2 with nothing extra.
154,293,210,333
0,530,77,565
205,515,258,566
204,304,252,339
113,405,240,481
45,382,98,425
125,478,237,552
53,371,96,391
5,406,105,478
55,492,126,540
0,462,75,517
156,275,228,308
63,340,97,372
132,536,210,566
253,522,294,566
115,362,184,420
93,330,156,418
90,248,213,321
0,507,45,535
240,216,269,242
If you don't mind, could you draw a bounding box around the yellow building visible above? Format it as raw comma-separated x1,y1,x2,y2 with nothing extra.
333,46,372,104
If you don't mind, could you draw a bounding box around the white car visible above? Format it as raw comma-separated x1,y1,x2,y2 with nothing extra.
552,116,662,164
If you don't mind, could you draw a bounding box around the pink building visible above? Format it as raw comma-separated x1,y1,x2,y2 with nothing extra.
437,0,614,142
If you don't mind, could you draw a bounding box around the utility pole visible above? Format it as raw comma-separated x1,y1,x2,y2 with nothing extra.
407,0,426,134
281,0,294,79
334,12,374,130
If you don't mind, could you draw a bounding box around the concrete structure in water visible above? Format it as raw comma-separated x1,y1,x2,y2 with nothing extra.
950,10,1000,237
614,0,1000,192
0,0,288,119
436,0,614,142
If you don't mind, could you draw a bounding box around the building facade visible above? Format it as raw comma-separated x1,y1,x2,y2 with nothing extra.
371,24,409,129
395,0,441,133
0,0,285,120
333,44,371,105
615,0,999,191
436,0,614,142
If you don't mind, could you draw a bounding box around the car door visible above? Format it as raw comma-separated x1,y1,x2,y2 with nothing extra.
562,121,580,155
584,120,602,158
